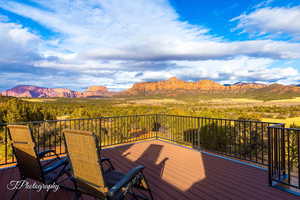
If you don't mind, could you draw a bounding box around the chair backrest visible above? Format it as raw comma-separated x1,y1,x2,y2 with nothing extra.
63,129,108,197
7,125,43,181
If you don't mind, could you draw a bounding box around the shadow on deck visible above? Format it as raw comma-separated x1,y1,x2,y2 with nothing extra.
1,140,299,200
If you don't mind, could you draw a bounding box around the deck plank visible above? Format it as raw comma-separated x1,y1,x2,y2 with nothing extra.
1,140,299,200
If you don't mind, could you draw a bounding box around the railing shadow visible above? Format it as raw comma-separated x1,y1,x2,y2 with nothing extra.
2,140,299,199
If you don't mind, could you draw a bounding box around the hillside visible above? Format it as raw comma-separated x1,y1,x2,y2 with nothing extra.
0,85,113,98
1,77,300,99
121,77,268,96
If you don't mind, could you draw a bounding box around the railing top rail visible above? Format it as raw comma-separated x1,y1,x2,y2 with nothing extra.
0,114,284,126
268,126,300,131
163,114,282,124
267,123,285,127
0,114,160,126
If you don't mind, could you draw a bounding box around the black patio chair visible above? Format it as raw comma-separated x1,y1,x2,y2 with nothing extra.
7,125,70,200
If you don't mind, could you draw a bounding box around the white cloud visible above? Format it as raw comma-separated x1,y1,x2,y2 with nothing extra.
252,0,274,9
169,57,299,83
0,0,300,90
2,0,300,63
0,22,41,63
232,6,300,39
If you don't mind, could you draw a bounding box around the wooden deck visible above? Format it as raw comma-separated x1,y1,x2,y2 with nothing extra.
1,139,299,200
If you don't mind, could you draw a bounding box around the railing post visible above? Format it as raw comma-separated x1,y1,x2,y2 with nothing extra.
99,117,102,148
197,117,201,150
268,125,272,186
155,114,158,140
4,125,8,164
281,124,286,176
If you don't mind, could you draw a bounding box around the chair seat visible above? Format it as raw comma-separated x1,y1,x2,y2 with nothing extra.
43,158,70,184
104,170,125,188
43,157,69,173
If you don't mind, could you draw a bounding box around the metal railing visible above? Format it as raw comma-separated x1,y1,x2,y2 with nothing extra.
268,124,300,189
0,114,281,167
157,115,279,166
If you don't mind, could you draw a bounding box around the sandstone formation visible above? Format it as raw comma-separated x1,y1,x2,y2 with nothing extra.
123,77,269,95
0,85,112,98
2,77,300,98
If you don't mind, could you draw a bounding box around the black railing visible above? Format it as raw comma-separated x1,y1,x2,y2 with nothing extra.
0,115,158,165
0,114,281,167
269,124,300,189
157,115,278,166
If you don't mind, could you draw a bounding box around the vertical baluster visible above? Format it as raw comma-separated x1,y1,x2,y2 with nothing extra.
268,125,272,186
297,130,300,188
59,120,62,154
54,122,57,153
274,128,278,179
5,126,8,164
249,121,252,161
261,123,264,165
281,126,286,177
49,122,52,151
287,129,291,185
239,121,241,159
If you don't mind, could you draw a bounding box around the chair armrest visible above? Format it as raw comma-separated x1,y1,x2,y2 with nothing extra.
43,157,69,174
108,165,144,197
101,157,110,162
38,149,59,159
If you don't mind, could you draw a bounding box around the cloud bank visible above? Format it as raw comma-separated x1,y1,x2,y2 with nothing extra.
0,0,300,91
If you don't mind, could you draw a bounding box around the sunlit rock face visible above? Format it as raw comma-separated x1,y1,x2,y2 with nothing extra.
123,77,269,95
0,85,79,98
4,78,300,98
82,86,110,97
0,85,115,98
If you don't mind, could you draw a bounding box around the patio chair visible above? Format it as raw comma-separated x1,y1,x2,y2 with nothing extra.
7,125,70,200
63,129,153,200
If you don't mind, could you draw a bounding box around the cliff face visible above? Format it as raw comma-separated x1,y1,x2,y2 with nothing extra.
0,85,80,98
0,85,111,98
2,77,299,98
124,77,268,95
127,78,224,93
82,86,111,97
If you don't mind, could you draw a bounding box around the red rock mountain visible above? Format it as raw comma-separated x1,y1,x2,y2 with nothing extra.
0,85,112,98
123,77,268,95
1,77,300,98
83,86,112,97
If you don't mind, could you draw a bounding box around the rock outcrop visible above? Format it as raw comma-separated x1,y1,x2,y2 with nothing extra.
123,77,268,95
2,77,299,98
0,85,80,98
82,86,111,97
1,85,111,98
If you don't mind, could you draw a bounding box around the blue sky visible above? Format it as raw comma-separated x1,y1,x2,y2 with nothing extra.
0,0,300,91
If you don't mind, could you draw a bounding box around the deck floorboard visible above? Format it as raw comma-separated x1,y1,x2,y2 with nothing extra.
1,140,299,200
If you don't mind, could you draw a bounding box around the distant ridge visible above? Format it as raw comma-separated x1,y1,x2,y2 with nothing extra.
1,77,300,98
0,85,113,98
121,77,268,96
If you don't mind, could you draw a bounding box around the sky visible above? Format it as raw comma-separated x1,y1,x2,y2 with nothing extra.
0,0,300,91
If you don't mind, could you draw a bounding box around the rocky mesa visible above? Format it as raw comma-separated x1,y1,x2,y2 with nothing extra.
2,77,300,98
0,85,112,98
123,77,268,95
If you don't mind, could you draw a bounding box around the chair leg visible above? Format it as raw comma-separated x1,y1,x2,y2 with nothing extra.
72,179,82,200
141,175,153,200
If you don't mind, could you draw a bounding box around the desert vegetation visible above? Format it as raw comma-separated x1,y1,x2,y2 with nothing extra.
1,95,300,167
2,95,300,125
